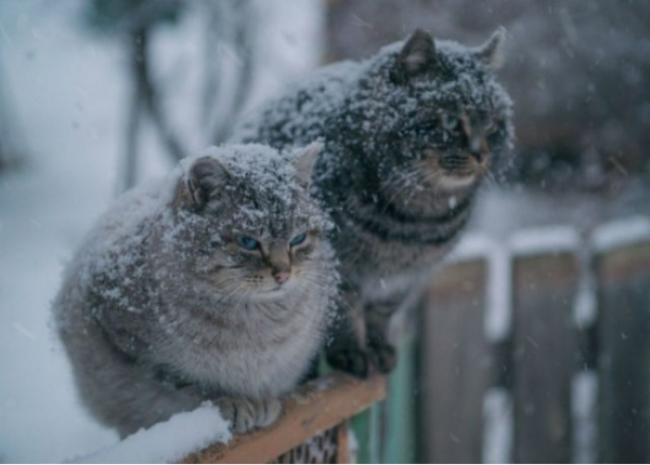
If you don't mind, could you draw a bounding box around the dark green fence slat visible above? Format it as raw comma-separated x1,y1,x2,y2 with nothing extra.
351,400,381,463
383,333,418,463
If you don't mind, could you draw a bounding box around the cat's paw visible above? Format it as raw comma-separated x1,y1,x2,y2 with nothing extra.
367,340,397,374
215,397,283,434
254,397,283,429
326,347,371,378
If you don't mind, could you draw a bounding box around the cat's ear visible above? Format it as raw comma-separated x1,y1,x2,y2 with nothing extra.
292,142,321,187
397,29,436,76
180,156,231,210
474,26,507,71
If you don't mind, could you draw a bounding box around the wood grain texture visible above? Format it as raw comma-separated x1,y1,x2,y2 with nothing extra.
597,241,650,463
181,372,386,464
512,252,578,463
421,259,492,463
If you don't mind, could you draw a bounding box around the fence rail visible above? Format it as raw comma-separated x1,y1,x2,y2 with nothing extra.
183,373,386,463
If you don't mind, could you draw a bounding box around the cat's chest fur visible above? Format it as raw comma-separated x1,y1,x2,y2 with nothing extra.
153,295,325,399
331,208,458,300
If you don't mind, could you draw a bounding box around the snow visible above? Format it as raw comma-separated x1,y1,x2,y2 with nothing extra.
573,240,598,328
449,233,496,260
0,2,125,461
482,387,513,464
70,403,231,464
0,0,323,462
450,234,512,342
485,243,512,342
509,225,581,256
592,215,650,252
571,371,598,463
573,274,598,328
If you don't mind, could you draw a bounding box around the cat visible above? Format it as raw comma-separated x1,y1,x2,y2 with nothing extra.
53,143,339,437
233,28,514,377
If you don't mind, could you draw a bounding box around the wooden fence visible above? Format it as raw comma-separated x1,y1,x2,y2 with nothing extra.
76,216,650,464
420,216,650,463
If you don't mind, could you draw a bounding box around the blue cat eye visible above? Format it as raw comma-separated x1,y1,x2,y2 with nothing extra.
237,235,259,251
441,114,459,130
289,232,307,247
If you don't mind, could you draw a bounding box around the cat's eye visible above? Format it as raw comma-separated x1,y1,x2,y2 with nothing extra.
237,235,259,251
415,120,437,132
485,121,500,135
441,114,459,131
289,232,308,247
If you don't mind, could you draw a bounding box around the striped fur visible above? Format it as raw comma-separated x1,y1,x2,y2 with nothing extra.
234,29,514,376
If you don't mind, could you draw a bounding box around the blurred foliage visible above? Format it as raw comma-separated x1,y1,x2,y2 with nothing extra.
325,0,650,192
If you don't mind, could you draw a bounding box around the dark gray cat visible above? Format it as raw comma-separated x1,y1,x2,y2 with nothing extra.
53,143,338,437
234,29,514,376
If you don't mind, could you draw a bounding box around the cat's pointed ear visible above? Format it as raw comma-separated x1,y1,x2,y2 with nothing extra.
292,142,321,187
398,29,436,76
179,156,231,210
475,26,507,71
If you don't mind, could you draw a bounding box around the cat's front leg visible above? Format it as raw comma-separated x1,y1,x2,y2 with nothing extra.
365,282,428,374
215,397,283,434
365,308,397,374
325,287,373,377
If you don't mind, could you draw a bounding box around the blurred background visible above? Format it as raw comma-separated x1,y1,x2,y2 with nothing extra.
0,0,649,462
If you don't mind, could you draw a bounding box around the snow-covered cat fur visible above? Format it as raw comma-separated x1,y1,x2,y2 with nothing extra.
53,143,338,437
234,29,514,376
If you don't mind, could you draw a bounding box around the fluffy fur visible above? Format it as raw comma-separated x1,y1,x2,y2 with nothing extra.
234,29,514,376
53,143,338,437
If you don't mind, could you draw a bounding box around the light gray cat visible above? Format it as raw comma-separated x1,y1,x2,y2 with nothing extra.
53,143,338,437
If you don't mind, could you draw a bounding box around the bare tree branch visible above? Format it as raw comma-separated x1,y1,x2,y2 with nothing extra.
200,2,225,133
129,26,187,163
120,83,144,191
212,0,255,144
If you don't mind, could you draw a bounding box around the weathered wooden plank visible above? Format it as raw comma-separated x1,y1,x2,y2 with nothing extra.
512,252,578,463
182,373,386,464
597,241,650,463
421,259,492,463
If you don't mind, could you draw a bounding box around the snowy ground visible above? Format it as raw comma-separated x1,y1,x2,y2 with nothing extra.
0,1,321,461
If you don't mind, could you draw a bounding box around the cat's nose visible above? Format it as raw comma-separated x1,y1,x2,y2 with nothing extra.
273,271,290,285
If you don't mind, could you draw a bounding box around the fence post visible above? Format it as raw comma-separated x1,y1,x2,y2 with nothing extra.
420,258,491,463
510,230,579,463
594,219,650,462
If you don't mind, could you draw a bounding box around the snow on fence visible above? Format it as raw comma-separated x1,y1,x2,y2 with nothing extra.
73,372,385,464
420,215,650,463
